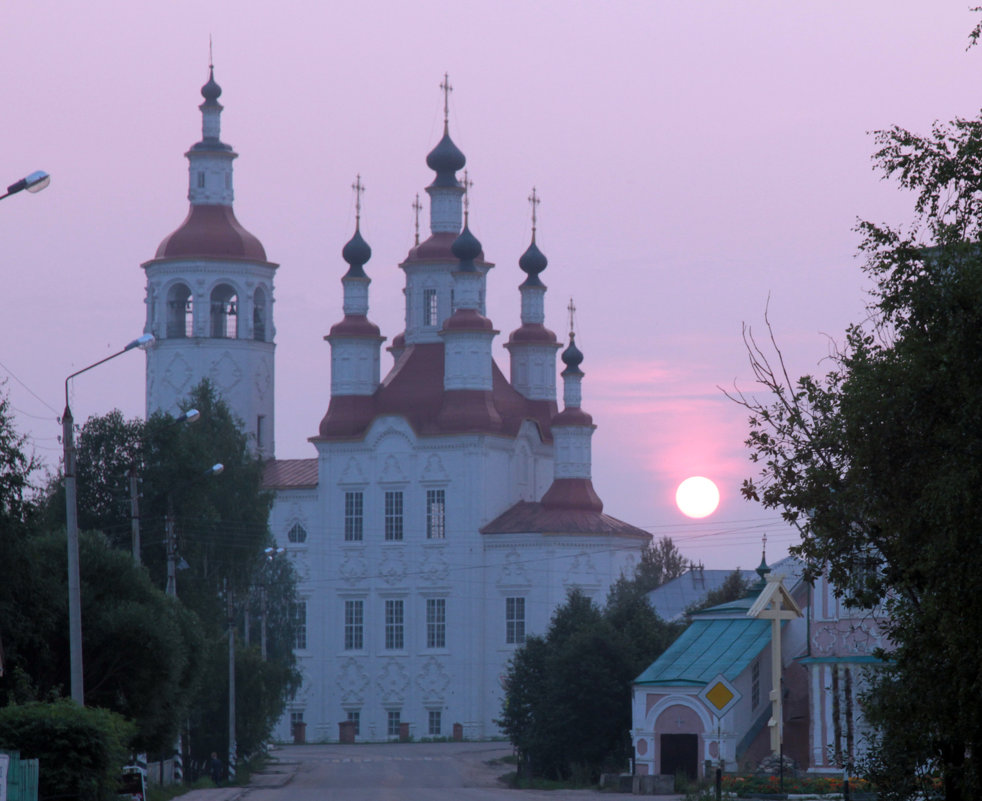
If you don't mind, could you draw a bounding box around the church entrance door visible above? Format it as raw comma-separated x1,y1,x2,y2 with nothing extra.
660,733,698,779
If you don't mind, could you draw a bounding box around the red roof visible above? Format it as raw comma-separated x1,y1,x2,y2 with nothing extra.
401,232,488,267
481,499,650,539
506,323,559,345
262,458,318,489
540,477,603,511
327,315,383,338
316,342,556,441
154,204,268,261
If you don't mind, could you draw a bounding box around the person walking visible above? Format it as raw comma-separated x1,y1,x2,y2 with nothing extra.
209,752,223,786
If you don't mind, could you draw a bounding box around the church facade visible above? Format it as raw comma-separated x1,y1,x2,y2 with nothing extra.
145,70,651,742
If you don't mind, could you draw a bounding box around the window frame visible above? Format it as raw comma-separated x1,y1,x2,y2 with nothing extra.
344,491,364,542
426,597,446,649
384,598,405,650
294,600,308,650
344,599,364,651
506,596,525,645
426,489,446,540
384,490,404,542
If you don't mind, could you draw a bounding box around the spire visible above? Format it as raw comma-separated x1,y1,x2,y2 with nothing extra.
426,73,466,191
540,309,602,512
341,175,371,278
519,187,548,287
412,193,422,246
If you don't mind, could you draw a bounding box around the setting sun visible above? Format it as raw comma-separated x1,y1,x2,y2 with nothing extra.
675,476,721,519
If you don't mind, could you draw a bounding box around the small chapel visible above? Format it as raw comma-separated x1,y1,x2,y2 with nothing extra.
143,68,652,742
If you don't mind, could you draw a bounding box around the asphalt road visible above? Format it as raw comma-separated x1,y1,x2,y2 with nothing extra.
235,742,685,801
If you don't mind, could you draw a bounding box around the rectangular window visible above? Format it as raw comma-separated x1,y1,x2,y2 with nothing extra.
384,491,404,541
426,598,446,649
197,171,205,189
256,415,265,452
346,709,360,736
506,597,525,645
423,288,438,326
428,710,442,737
426,489,446,539
387,709,401,738
751,659,760,709
344,600,364,651
385,599,404,650
290,710,304,726
344,491,364,541
294,601,308,650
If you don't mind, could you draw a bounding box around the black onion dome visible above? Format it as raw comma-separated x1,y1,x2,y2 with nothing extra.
201,67,222,105
426,127,466,188
342,226,372,278
561,335,584,376
452,223,481,272
519,238,548,287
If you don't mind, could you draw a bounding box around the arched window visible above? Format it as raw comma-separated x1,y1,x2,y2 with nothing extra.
210,284,238,338
288,522,308,544
166,283,193,338
253,287,267,342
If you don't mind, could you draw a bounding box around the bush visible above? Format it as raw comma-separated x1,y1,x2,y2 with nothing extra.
0,699,135,801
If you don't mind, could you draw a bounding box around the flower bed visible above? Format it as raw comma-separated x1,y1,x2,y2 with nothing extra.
720,773,873,797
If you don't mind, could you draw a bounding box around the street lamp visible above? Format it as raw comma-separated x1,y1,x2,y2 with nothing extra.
63,333,154,705
1,170,50,201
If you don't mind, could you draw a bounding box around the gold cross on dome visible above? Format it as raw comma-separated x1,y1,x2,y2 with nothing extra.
440,72,453,125
352,174,365,224
528,187,540,235
567,298,577,339
412,193,422,246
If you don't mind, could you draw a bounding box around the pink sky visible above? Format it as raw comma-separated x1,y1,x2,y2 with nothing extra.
2,2,978,568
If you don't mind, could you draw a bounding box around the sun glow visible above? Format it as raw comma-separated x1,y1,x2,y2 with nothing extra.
675,476,720,519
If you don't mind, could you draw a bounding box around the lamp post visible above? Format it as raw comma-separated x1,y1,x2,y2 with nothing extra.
0,170,50,201
63,333,154,704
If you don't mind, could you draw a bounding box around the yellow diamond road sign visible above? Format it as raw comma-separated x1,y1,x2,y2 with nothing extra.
698,673,741,718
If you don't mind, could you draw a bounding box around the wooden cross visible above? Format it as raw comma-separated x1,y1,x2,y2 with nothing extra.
528,187,540,235
412,193,422,246
352,174,365,224
440,72,453,125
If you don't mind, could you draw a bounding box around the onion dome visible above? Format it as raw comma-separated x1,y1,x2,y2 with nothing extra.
452,223,482,272
561,335,584,376
518,236,548,287
201,66,222,105
426,126,466,188
342,225,371,278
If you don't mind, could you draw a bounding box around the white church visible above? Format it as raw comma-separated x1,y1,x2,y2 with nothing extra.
143,68,652,742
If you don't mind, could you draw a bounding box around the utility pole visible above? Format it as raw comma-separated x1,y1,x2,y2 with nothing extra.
129,466,141,565
165,497,177,598
226,579,236,781
260,584,268,661
62,405,84,705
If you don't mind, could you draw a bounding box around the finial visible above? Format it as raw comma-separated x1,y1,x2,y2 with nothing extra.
567,298,577,339
462,169,473,223
762,532,767,561
528,187,540,239
209,34,214,69
351,174,365,227
412,193,422,246
440,72,453,128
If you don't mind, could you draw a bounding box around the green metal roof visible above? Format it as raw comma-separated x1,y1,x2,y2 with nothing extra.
634,618,771,686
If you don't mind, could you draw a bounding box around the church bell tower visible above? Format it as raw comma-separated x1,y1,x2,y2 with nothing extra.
142,65,277,455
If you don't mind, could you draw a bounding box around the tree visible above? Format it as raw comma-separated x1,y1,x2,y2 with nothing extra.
0,700,134,801
44,380,301,764
499,586,682,782
0,529,203,754
729,111,982,799
683,568,752,617
633,536,687,593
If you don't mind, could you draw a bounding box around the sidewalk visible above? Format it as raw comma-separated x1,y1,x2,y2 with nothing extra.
173,757,301,801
